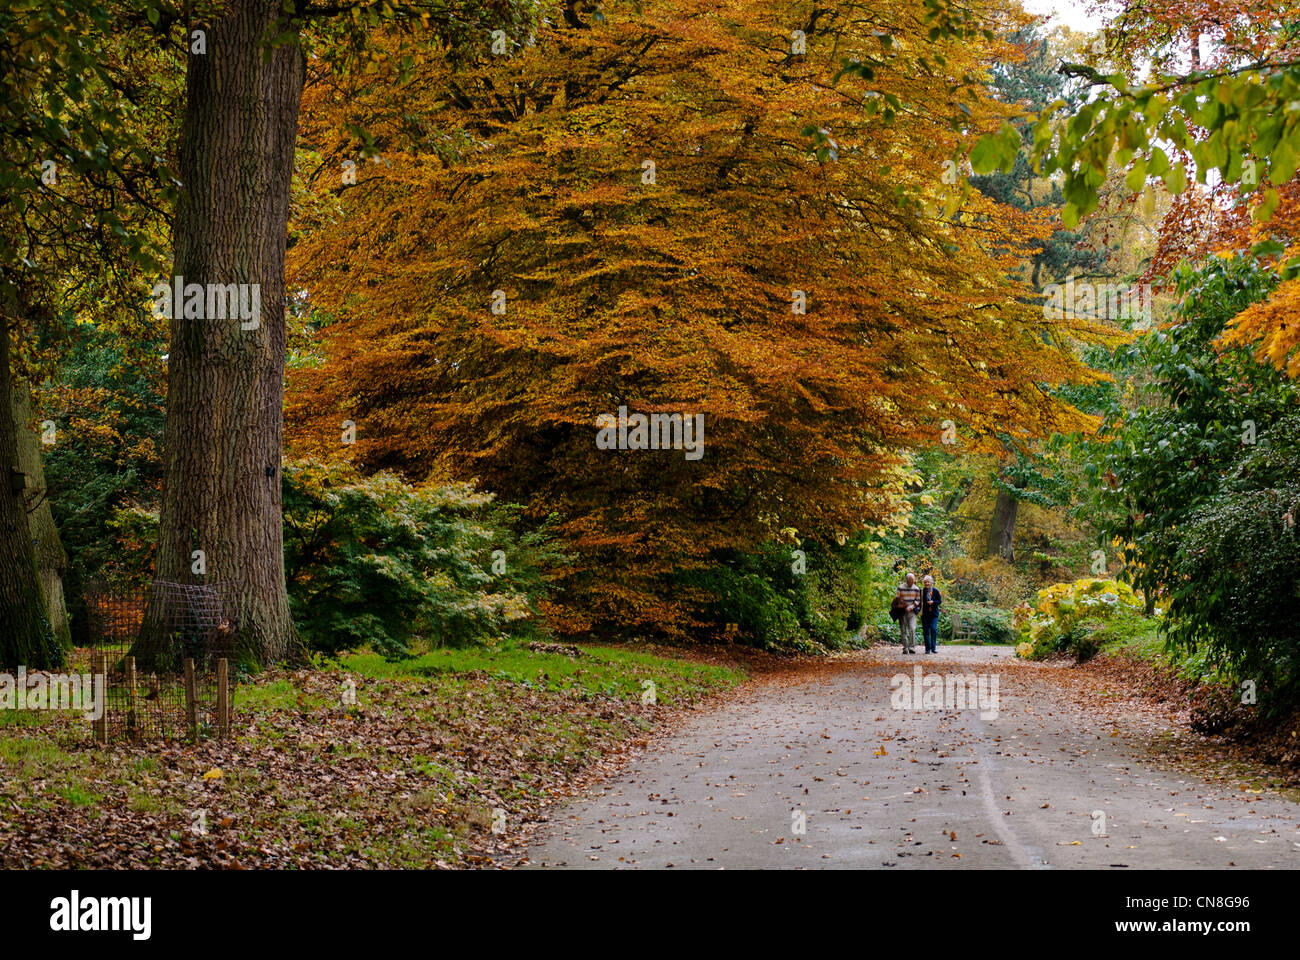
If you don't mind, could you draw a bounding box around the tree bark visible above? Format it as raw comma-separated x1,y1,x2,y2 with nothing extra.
0,324,58,668
986,482,1019,562
153,1,305,663
11,377,70,647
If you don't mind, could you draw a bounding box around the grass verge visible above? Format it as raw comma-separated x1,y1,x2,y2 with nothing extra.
0,639,744,869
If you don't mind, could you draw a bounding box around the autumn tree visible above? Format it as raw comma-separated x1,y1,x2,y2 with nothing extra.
971,0,1300,377
285,0,1111,639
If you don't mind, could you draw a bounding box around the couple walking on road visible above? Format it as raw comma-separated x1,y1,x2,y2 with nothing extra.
893,572,942,654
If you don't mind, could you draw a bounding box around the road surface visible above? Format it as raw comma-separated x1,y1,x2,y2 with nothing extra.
523,645,1300,869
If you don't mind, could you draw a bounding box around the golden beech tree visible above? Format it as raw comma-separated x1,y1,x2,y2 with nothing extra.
1213,180,1300,377
286,0,1109,637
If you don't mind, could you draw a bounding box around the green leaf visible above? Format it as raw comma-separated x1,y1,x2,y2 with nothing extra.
1270,139,1298,184
969,134,1004,175
1254,188,1280,223
1164,163,1187,194
1124,158,1147,193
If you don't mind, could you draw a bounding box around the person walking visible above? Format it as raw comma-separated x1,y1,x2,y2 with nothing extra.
895,572,921,654
920,574,942,654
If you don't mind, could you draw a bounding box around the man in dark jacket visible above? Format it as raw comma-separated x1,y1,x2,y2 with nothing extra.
920,575,942,654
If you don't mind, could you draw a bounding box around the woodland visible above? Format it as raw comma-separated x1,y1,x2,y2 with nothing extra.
3,0,1300,870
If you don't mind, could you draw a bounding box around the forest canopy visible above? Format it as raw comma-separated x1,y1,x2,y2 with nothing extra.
284,0,1110,637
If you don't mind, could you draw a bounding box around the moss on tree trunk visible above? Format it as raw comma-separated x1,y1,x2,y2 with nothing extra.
0,322,59,668
11,377,71,648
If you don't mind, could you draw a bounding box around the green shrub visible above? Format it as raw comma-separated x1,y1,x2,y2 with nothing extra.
948,578,991,603
940,602,1014,644
975,615,1017,646
1064,619,1105,662
282,460,564,659
1015,577,1147,660
686,563,803,650
1089,614,1163,653
1018,606,1159,663
1172,476,1300,709
41,330,166,643
679,536,881,652
1085,257,1300,709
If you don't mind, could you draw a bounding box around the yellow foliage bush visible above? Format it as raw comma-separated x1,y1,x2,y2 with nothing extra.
1019,577,1146,659
948,556,1032,608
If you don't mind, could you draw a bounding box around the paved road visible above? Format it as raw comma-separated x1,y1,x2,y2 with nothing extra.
523,645,1300,869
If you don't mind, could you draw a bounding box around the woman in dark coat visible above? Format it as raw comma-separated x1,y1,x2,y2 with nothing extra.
920,574,942,654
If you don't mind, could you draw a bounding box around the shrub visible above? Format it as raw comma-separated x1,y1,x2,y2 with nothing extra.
282,460,564,659
1085,257,1300,708
682,537,880,652
1017,577,1148,661
939,601,1014,644
948,577,991,603
976,615,1017,646
685,562,803,650
1065,620,1105,662
1171,477,1300,710
947,556,1031,608
1088,614,1163,652
41,331,166,643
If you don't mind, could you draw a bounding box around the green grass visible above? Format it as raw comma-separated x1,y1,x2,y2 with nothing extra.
0,708,58,729
127,791,166,814
1095,615,1164,655
1096,616,1228,685
1,636,745,869
338,640,743,706
58,784,99,807
0,735,69,766
409,754,455,781
236,677,329,712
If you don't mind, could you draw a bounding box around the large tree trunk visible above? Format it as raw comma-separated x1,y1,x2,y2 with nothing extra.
11,377,70,647
986,483,1019,562
0,324,58,668
153,0,305,663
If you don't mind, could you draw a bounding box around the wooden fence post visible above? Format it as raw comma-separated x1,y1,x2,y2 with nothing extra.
124,656,138,742
216,658,229,740
183,658,198,740
93,651,108,745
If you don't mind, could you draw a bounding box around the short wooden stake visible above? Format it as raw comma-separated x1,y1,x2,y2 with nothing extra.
93,652,108,745
183,658,198,740
216,658,230,740
124,656,139,742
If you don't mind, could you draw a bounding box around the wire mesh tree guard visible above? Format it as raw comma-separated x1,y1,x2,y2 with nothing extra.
83,580,240,743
